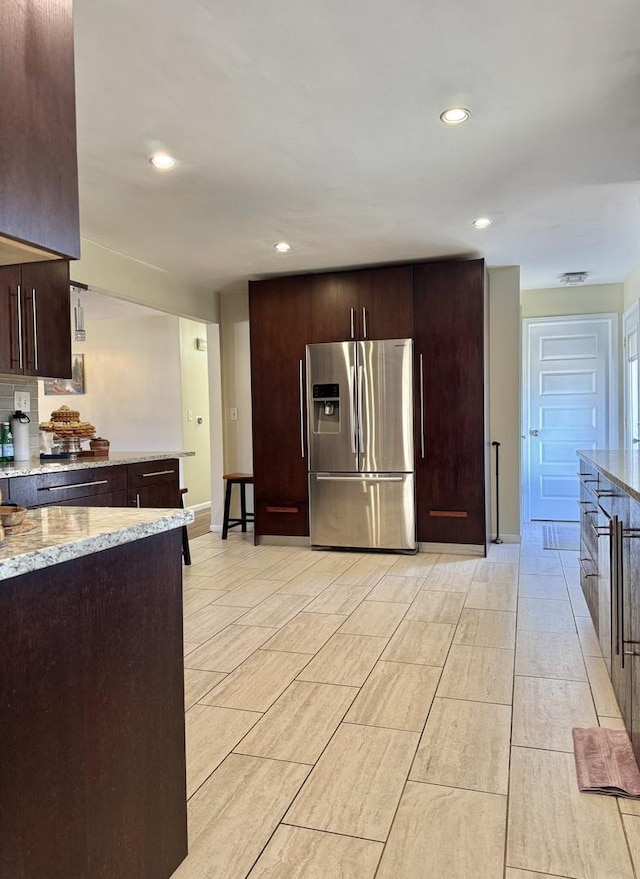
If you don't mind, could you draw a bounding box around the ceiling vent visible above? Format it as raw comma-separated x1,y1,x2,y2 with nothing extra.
559,271,589,286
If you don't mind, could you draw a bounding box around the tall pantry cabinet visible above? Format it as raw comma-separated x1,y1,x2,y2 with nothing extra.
248,258,488,548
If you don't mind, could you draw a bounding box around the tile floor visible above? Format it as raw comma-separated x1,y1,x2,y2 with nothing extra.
171,524,640,879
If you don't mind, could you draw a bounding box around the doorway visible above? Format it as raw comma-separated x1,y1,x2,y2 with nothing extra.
522,314,618,522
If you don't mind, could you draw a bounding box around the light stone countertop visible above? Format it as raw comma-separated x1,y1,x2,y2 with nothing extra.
0,505,194,581
578,450,640,503
0,451,194,479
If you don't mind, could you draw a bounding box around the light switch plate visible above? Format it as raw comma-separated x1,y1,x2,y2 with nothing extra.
14,391,31,412
230,407,238,421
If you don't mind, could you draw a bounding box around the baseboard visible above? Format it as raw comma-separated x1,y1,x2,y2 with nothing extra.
186,501,212,513
418,542,485,557
491,533,521,544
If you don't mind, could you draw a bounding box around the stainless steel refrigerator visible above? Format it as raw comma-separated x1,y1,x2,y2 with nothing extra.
306,338,416,552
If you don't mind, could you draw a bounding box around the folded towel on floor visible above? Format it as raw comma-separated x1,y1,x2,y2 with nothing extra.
573,727,640,798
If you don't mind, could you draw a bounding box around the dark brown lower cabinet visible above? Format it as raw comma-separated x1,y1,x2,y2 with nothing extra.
0,530,187,879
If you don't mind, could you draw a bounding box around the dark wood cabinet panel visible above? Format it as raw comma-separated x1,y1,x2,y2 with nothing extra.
0,261,71,379
0,0,80,261
8,466,127,507
250,276,311,537
127,460,180,509
357,266,413,340
309,272,359,342
21,260,72,378
413,259,487,546
0,531,187,878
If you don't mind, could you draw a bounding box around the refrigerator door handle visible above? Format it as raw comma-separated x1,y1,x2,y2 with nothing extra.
299,358,305,458
357,363,365,457
315,474,404,482
349,365,357,454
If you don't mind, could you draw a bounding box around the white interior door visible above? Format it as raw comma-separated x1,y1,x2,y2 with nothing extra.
623,303,639,450
524,315,617,521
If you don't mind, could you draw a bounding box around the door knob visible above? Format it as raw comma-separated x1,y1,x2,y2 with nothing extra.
530,429,540,437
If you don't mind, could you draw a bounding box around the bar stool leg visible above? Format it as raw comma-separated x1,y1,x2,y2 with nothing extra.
222,479,232,539
240,482,247,533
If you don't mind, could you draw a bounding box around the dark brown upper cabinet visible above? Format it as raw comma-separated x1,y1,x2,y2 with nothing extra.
309,266,413,342
0,260,72,379
0,0,80,264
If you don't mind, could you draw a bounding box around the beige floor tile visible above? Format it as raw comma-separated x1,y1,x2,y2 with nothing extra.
381,620,454,666
185,704,261,796
338,600,408,637
235,681,358,764
259,556,317,581
214,578,284,607
298,633,388,686
183,603,250,644
376,782,506,879
622,815,640,874
237,593,311,628
367,574,424,603
559,549,579,568
507,746,633,878
515,631,587,681
172,754,309,879
310,553,363,573
183,587,228,616
334,564,386,588
201,649,311,712
285,723,419,841
506,871,573,879
512,676,597,752
517,598,575,634
278,569,340,596
437,645,514,704
186,567,252,591
388,553,440,577
454,607,516,649
584,656,622,717
264,612,346,654
473,560,518,584
601,716,627,730
247,824,383,879
519,555,564,576
563,566,580,588
406,590,466,623
184,668,226,709
411,697,511,794
305,584,372,615
575,615,602,656
486,543,520,564
422,560,476,592
345,661,440,732
518,574,569,600
185,624,279,673
464,580,517,611
566,583,591,617
184,640,200,656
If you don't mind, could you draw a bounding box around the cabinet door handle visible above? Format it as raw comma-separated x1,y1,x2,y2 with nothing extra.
141,469,175,477
135,493,141,507
45,480,109,491
298,358,305,459
32,288,38,371
419,353,425,459
362,307,368,339
350,307,355,340
615,517,625,668
16,285,23,369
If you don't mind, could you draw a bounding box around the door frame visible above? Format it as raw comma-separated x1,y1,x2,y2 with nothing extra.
522,313,619,524
623,301,639,450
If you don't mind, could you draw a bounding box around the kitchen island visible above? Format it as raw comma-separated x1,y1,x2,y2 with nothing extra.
0,505,193,879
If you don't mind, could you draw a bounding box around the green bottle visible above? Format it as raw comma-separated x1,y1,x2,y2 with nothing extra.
1,422,14,463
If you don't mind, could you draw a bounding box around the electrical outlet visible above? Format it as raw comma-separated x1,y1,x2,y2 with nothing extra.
14,391,31,412
230,407,238,422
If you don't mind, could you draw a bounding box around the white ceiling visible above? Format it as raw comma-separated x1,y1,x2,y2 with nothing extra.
74,0,640,293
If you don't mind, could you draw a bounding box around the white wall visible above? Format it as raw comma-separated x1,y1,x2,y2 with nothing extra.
38,314,183,453
624,263,640,311
488,267,521,541
179,319,211,508
74,238,219,323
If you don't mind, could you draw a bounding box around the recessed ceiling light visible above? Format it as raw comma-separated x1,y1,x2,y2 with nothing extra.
473,217,492,229
440,107,470,126
149,153,176,170
274,242,291,253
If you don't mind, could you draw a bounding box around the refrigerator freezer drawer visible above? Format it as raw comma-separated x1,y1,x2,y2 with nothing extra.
309,472,416,551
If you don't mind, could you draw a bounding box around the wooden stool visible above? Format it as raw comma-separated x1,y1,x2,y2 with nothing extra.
180,487,191,565
222,473,254,539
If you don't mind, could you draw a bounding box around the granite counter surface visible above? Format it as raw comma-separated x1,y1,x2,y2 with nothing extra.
578,450,640,503
0,451,194,479
0,506,193,580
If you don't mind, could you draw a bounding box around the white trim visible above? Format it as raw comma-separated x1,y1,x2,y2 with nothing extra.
186,501,211,513
622,301,639,450
522,313,619,523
